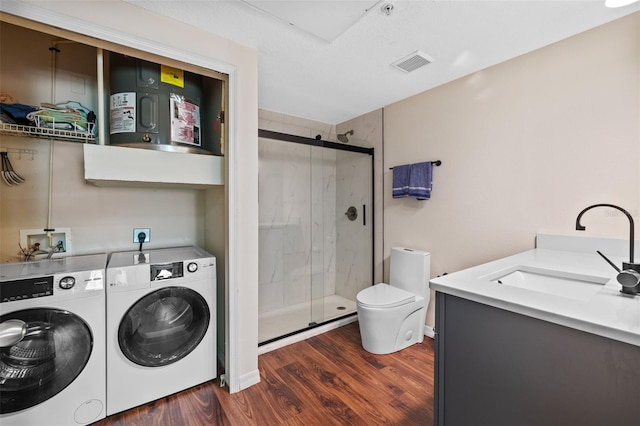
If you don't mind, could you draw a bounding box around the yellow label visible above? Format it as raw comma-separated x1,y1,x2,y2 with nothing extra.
160,65,184,88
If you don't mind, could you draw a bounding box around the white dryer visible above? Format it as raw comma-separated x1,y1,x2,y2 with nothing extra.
105,246,216,416
0,254,107,426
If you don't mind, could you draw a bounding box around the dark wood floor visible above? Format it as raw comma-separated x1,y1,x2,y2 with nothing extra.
95,322,434,425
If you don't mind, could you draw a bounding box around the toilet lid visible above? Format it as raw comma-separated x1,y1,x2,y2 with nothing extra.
357,283,415,309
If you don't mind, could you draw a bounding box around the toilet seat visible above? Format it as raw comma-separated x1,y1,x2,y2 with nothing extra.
356,283,415,309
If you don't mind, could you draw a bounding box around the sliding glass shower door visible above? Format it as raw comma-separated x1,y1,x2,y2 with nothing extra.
258,130,373,344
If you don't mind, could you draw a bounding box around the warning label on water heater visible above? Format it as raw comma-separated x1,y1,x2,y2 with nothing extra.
161,65,185,88
170,93,201,147
110,92,136,134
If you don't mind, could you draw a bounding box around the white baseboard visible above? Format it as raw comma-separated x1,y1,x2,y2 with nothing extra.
238,369,261,391
258,316,358,355
424,326,435,339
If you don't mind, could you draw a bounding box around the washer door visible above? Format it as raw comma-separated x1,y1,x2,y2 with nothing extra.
118,286,210,367
0,308,93,414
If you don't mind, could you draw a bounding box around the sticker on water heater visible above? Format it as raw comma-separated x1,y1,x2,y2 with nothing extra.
160,65,185,88
109,92,136,134
170,93,201,146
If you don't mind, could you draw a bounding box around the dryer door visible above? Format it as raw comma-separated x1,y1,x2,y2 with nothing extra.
118,286,210,367
0,308,93,414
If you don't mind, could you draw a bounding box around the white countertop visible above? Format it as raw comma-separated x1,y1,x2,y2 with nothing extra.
429,235,640,347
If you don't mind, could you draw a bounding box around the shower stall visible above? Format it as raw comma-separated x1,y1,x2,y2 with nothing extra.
258,129,373,345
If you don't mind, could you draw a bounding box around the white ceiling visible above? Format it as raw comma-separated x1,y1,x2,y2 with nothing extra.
125,0,639,125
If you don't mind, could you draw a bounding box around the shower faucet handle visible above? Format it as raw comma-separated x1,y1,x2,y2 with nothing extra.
345,206,358,221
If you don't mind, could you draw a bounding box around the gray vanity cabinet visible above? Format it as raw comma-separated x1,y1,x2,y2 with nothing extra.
434,292,640,426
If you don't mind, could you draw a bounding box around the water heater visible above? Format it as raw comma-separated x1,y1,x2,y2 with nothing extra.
108,52,221,155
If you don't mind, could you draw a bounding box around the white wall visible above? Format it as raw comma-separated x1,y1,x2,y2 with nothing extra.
384,12,640,330
1,0,259,393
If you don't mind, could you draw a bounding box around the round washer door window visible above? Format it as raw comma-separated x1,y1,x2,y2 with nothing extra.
118,286,210,367
0,308,93,414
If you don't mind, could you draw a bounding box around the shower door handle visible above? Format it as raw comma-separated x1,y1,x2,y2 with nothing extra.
363,204,366,226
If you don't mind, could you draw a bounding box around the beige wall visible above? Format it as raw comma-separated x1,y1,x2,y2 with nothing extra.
0,139,206,261
2,0,259,392
384,12,640,330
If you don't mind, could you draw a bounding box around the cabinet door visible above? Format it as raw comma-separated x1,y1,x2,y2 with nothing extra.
435,292,640,426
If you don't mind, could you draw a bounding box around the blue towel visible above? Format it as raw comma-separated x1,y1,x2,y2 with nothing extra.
408,161,432,200
0,103,38,125
392,164,411,198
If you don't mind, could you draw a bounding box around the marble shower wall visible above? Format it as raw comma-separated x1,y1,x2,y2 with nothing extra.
336,109,384,285
258,111,336,315
311,148,338,303
258,138,337,315
335,151,373,301
258,110,373,317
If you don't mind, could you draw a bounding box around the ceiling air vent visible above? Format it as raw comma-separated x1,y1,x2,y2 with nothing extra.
391,50,433,73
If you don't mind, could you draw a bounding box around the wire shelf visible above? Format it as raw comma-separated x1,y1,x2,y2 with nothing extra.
0,122,96,143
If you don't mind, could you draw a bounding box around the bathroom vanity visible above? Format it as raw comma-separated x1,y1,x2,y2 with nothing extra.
429,235,640,426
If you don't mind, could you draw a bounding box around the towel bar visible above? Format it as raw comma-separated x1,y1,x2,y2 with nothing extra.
389,160,441,170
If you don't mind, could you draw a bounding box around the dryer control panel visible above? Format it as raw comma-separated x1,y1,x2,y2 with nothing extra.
150,262,184,281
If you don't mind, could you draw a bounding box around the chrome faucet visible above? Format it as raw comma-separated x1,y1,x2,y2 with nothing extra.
575,203,640,295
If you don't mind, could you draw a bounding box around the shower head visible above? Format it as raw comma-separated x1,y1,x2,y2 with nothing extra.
337,130,354,143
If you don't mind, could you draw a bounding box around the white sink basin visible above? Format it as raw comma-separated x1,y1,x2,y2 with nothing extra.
483,265,610,301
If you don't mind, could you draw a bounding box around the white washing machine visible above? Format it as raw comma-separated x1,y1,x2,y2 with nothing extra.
105,246,216,416
0,254,107,426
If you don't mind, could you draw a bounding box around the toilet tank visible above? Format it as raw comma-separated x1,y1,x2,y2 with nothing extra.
390,247,430,299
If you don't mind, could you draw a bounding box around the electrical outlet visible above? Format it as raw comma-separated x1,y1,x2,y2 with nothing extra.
133,228,151,243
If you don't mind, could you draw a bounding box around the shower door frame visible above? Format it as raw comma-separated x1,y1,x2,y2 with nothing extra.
257,129,375,346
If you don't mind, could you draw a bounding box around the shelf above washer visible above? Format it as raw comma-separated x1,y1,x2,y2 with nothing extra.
83,144,224,188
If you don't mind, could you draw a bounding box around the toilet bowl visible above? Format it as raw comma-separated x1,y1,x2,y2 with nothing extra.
357,247,430,355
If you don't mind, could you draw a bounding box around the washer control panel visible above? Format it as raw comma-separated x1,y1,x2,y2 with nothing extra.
0,276,53,302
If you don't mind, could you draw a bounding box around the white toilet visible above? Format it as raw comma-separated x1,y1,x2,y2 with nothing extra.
357,247,430,355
